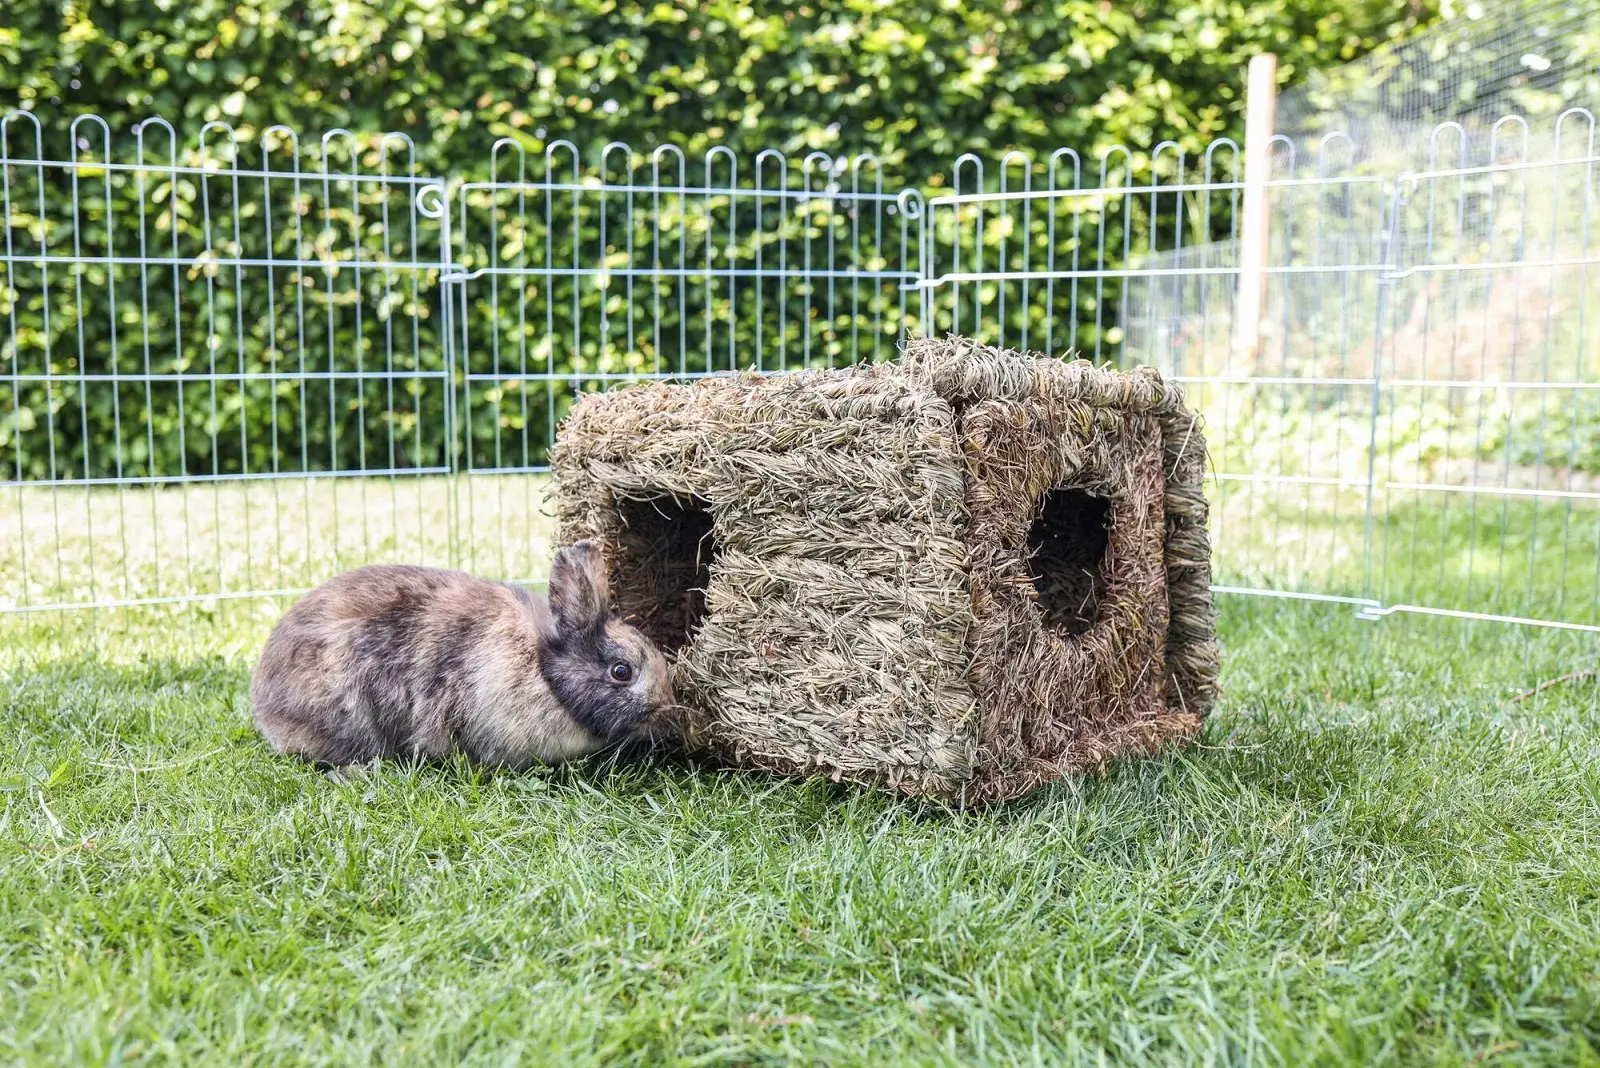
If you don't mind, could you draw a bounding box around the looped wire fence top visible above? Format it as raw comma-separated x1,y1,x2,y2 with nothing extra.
3,107,1600,639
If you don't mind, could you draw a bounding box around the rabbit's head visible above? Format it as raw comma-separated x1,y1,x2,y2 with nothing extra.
539,540,676,741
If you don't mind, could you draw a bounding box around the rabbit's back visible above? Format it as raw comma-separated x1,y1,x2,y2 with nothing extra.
251,565,552,765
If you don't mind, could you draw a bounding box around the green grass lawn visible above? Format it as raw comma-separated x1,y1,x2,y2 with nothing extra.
3,597,1599,1065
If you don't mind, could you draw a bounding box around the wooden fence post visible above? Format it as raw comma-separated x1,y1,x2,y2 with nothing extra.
1235,52,1278,361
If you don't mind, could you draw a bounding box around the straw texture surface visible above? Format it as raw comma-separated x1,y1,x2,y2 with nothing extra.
551,336,1218,802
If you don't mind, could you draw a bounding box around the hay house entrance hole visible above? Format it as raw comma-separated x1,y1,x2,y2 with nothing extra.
1027,488,1112,635
614,495,718,654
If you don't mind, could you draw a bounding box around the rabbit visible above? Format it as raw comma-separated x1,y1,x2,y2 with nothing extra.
250,540,675,770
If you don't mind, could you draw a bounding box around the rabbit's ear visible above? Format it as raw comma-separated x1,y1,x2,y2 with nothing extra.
549,541,611,632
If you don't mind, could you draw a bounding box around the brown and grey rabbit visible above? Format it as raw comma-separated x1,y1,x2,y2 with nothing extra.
250,541,674,769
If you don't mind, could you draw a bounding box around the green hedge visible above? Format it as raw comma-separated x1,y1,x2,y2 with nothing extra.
1,0,1433,480
8,0,1431,179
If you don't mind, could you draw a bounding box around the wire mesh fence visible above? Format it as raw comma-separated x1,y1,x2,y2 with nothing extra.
1276,0,1600,172
5,107,1600,637
1,113,455,612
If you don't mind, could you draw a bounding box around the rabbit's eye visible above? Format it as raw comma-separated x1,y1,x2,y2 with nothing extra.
608,662,634,683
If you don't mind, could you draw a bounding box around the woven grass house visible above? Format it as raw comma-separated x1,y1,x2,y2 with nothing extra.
552,337,1217,803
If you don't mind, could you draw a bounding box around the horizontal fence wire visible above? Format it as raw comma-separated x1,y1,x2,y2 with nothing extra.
4,108,1600,638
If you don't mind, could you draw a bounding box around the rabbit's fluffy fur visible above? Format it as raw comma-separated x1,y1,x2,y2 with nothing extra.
251,541,673,768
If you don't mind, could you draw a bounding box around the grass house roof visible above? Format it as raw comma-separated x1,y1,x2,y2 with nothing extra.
552,337,1218,803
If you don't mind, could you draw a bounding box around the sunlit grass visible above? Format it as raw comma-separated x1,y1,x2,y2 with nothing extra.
2,602,1598,1063
2,488,1600,1062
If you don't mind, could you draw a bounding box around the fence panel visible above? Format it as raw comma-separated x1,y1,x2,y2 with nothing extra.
446,142,927,582
1364,114,1600,630
921,141,1395,612
0,113,452,612
5,108,1600,635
